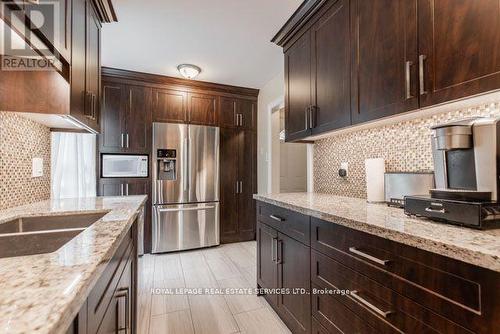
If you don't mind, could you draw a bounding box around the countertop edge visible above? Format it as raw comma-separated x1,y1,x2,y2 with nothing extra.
254,195,500,273
52,206,142,334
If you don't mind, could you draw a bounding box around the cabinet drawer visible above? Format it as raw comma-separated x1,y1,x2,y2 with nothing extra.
88,229,133,334
257,202,310,245
312,283,395,334
312,250,472,333
311,218,499,332
311,317,329,334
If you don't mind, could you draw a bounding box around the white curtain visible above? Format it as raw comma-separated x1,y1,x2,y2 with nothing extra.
51,132,96,199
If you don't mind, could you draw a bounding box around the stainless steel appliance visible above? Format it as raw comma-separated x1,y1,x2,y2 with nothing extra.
384,172,434,207
101,154,148,178
404,117,500,229
136,206,145,256
431,117,499,201
152,123,220,253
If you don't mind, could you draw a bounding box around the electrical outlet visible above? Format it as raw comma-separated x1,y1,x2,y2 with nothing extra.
32,158,43,177
339,162,348,178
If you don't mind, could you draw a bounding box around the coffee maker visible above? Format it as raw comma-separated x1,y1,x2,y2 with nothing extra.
404,117,500,228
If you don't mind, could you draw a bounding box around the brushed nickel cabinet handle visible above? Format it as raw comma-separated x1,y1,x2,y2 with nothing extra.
304,106,309,130
239,181,243,193
425,207,446,214
126,133,130,148
419,55,427,95
271,237,277,263
125,183,129,196
120,184,124,196
236,181,239,194
405,60,413,99
348,247,389,265
269,214,285,222
277,239,283,264
121,133,124,148
351,290,393,318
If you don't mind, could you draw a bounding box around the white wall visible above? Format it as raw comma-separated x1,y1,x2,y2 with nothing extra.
257,69,285,194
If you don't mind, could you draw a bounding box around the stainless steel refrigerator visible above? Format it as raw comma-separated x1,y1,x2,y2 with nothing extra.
152,122,220,253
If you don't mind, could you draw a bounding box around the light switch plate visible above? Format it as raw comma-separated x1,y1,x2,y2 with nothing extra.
32,157,43,177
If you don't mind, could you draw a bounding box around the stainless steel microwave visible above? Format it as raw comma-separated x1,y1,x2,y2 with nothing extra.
102,154,148,178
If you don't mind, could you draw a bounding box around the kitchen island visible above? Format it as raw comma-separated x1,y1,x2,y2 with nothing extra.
254,192,500,333
0,195,147,334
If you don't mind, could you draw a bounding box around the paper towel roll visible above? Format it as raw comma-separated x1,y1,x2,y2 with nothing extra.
365,158,385,203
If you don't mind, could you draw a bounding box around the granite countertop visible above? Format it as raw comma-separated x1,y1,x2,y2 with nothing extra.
0,195,147,334
254,193,500,273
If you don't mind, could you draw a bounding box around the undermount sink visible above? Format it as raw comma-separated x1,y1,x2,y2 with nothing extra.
0,212,106,258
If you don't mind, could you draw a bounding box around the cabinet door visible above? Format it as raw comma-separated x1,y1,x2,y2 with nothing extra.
285,31,312,141
98,179,123,196
152,89,187,123
311,0,351,133
351,0,418,124
95,294,118,334
100,83,126,152
220,128,239,243
126,85,152,152
257,222,278,306
70,0,86,125
188,92,218,125
277,233,311,334
237,130,256,241
219,97,237,128
126,179,149,196
25,0,72,62
236,99,256,130
418,0,500,107
85,1,101,129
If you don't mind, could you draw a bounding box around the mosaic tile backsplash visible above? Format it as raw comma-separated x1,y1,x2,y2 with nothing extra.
0,112,51,210
314,100,500,198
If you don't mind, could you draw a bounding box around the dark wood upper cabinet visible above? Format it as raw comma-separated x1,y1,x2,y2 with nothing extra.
219,97,237,128
275,0,500,138
68,0,102,132
152,88,187,123
126,85,152,152
85,1,101,128
350,0,418,124
22,0,72,62
236,99,256,130
100,83,126,151
418,0,500,107
284,30,312,141
311,0,351,133
100,81,151,153
188,92,218,126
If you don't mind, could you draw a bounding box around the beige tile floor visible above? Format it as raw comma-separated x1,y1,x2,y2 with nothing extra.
138,241,291,334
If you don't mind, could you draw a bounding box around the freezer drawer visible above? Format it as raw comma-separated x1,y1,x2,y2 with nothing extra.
152,202,220,253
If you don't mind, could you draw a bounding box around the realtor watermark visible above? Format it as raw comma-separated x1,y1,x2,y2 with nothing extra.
150,287,351,296
1,1,60,71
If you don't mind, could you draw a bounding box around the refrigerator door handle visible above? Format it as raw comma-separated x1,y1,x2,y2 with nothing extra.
157,205,216,212
183,137,189,192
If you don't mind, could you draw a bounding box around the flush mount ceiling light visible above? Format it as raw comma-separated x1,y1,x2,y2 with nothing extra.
177,64,201,79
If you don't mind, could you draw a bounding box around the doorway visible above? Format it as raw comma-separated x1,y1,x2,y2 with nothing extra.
270,107,308,193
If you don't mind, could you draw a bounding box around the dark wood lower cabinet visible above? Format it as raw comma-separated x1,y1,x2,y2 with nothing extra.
277,233,311,334
257,222,278,306
68,218,138,334
256,200,500,334
98,178,152,254
256,204,311,334
220,129,257,243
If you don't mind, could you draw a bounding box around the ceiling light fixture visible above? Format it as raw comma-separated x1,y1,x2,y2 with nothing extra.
177,64,201,79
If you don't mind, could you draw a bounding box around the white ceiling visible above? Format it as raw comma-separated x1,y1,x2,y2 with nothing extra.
101,0,302,89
